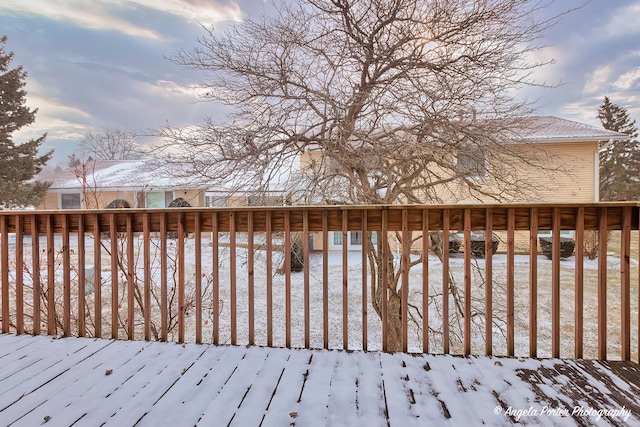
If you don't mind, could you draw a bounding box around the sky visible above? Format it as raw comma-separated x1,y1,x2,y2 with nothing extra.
1,0,639,165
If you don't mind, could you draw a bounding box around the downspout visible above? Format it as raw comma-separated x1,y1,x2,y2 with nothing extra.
594,146,599,202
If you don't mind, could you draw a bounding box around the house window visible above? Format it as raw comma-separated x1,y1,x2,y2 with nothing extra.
333,231,343,246
538,230,575,238
205,195,227,207
144,191,174,208
60,193,81,209
350,231,363,245
332,231,377,246
370,231,378,245
456,148,487,178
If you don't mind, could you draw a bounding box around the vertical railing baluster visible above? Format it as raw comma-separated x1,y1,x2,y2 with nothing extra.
93,213,101,338
284,210,291,348
463,208,471,355
32,214,41,336
442,209,449,354
195,211,202,344
485,208,494,356
401,208,409,353
528,208,538,358
143,213,151,341
247,211,254,346
160,213,168,342
422,208,429,354
322,211,329,349
303,210,310,349
574,207,584,358
621,206,631,361
46,214,55,336
381,208,388,352
177,212,185,344
110,213,118,339
127,214,134,340
228,210,236,345
266,211,273,347
598,207,608,360
342,209,348,350
551,208,560,358
211,211,219,345
15,215,24,335
507,208,515,357
62,214,71,336
1,215,8,333
78,214,86,337
362,210,368,351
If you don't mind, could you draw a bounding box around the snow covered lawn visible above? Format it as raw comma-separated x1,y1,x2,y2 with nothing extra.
0,333,638,426
4,234,639,360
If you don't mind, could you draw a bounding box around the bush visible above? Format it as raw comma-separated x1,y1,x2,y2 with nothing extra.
539,236,575,259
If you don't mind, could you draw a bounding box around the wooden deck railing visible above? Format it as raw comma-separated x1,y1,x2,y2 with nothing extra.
0,203,638,361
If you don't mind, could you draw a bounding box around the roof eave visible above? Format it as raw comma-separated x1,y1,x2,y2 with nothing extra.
530,135,629,144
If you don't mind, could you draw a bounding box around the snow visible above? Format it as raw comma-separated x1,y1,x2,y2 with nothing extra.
5,233,638,361
0,334,637,426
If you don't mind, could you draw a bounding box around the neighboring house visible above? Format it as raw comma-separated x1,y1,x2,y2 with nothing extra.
36,160,209,210
300,116,628,252
441,115,628,204
35,159,290,210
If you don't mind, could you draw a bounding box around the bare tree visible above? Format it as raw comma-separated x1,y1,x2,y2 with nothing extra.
81,128,140,160
156,0,576,351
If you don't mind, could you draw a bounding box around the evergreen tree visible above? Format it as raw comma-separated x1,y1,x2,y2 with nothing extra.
598,96,640,201
0,36,52,208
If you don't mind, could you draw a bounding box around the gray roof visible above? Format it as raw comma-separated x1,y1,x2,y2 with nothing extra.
518,116,628,143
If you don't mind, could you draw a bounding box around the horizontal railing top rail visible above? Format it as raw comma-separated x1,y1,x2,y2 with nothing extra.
1,202,639,233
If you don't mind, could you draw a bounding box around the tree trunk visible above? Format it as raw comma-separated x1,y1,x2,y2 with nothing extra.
371,237,403,352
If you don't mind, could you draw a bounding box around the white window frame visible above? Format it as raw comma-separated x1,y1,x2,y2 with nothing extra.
330,231,377,250
59,192,82,209
538,230,575,238
204,194,227,207
455,147,488,179
144,191,174,208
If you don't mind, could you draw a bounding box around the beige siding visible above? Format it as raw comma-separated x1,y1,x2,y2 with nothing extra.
432,141,598,204
174,189,203,207
39,193,60,210
37,188,206,210
535,141,597,202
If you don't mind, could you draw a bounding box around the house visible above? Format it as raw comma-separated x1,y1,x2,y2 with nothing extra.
35,159,290,210
299,116,628,252
36,159,207,210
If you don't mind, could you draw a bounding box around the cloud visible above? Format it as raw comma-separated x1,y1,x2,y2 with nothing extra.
12,78,92,143
0,0,242,40
129,0,244,25
601,3,640,39
151,80,207,98
582,65,614,94
614,67,640,91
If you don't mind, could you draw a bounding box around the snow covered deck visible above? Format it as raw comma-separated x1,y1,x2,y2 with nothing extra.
1,334,638,426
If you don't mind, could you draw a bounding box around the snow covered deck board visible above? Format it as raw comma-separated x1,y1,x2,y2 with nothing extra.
0,334,638,426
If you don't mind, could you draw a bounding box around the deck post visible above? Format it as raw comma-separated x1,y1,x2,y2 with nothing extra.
486,208,494,356
528,208,537,358
598,207,608,360
422,208,430,354
1,216,9,333
463,208,471,355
